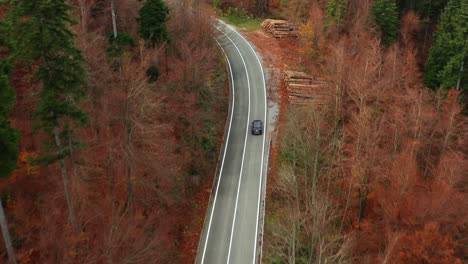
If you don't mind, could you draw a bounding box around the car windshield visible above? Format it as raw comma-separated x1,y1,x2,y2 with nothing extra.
253,121,262,127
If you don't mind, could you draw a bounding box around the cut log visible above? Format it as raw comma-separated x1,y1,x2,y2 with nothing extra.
284,71,312,79
262,19,298,38
287,83,323,88
284,70,332,105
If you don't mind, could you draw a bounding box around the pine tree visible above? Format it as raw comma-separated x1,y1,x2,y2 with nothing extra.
7,0,88,234
0,60,18,180
415,0,449,18
0,48,19,264
137,0,170,47
372,0,400,44
424,0,467,91
325,0,348,31
397,0,449,18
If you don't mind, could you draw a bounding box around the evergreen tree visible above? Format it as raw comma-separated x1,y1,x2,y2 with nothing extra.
0,60,19,180
415,0,449,18
137,0,170,47
7,0,88,127
372,0,400,44
7,0,89,233
0,27,19,262
397,0,449,18
425,0,467,91
325,0,348,31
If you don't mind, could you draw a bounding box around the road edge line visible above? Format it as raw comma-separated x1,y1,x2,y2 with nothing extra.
197,37,236,264
217,29,252,264
218,20,269,264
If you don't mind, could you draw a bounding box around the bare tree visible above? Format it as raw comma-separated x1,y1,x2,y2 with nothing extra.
113,55,163,219
265,105,351,263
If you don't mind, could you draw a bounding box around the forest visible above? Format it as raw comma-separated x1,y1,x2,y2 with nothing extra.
0,0,227,263
252,0,466,263
0,0,466,263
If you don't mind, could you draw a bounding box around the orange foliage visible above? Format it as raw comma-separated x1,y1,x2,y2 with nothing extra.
18,151,40,176
297,4,327,66
393,222,462,264
298,21,327,63
266,1,467,262
1,1,227,263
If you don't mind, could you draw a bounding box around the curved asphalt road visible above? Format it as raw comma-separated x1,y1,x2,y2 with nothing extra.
195,21,267,264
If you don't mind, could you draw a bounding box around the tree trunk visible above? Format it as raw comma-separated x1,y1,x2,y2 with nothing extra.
0,201,17,264
110,0,118,38
78,0,88,33
312,119,320,201
358,187,367,225
124,118,134,220
256,0,269,16
165,48,169,76
54,129,79,234
455,60,464,91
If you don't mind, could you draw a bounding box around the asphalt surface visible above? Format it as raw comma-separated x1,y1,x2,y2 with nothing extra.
195,21,267,264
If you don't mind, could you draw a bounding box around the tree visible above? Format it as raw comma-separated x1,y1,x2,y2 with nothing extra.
397,0,449,18
324,0,348,31
372,0,400,44
110,0,118,38
424,0,467,91
394,222,462,264
255,0,270,16
264,106,351,263
137,0,170,47
0,200,16,264
0,58,19,264
0,61,18,180
415,0,449,18
7,0,88,234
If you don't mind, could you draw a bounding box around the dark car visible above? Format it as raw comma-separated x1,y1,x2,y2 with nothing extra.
252,120,263,135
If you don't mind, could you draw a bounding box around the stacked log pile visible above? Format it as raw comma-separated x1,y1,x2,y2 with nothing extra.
284,71,332,105
261,19,298,38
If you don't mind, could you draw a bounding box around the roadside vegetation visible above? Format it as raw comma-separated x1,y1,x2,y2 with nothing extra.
220,7,263,31
268,1,465,263
0,0,226,263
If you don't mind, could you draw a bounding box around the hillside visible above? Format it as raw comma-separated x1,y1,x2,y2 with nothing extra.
0,0,226,263
240,0,466,263
202,0,466,263
0,0,466,263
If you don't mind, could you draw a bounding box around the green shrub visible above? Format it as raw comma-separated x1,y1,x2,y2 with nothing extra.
109,32,136,47
146,65,160,83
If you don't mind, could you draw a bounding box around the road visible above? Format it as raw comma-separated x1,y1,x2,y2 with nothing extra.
195,21,267,264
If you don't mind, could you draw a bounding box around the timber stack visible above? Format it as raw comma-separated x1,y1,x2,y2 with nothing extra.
261,19,298,38
284,71,332,105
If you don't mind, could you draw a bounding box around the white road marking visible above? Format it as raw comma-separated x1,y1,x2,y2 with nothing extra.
199,37,236,264
201,28,252,264
218,20,268,264
216,29,252,264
